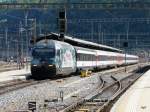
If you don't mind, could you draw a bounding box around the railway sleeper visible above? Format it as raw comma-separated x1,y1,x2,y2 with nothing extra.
85,101,104,106
74,108,89,112
93,98,108,102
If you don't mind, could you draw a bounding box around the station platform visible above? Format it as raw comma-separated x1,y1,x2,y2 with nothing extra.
0,67,30,82
111,68,150,112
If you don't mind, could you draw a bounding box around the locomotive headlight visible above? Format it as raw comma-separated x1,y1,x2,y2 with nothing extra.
33,64,37,67
48,65,53,67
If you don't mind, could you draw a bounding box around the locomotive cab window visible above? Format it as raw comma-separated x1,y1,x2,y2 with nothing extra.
32,48,55,59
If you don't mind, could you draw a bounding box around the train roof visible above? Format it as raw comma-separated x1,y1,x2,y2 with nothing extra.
30,33,122,53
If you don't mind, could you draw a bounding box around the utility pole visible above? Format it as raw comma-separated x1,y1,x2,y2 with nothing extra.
126,22,129,41
33,18,37,44
18,21,24,69
26,30,28,70
118,34,120,49
5,27,8,60
25,12,29,70
136,36,138,49
0,19,7,61
20,21,24,61
39,22,42,35
25,11,28,27
101,31,104,44
114,38,116,48
98,23,101,44
123,42,128,73
91,21,94,42
0,37,4,60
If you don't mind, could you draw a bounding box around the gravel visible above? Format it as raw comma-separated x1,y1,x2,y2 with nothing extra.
0,74,100,112
0,66,138,112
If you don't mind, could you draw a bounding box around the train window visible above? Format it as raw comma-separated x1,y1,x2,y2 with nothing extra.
85,54,87,61
88,55,90,61
108,56,110,61
77,53,80,61
92,55,95,61
79,54,81,61
92,55,94,61
109,56,111,61
104,56,107,61
94,55,96,61
84,55,86,61
80,54,82,61
89,55,92,61
88,55,91,61
81,54,83,61
87,55,89,61
98,55,100,61
82,54,84,61
105,56,107,61
100,55,109,61
93,55,95,61
113,56,115,60
77,53,83,61
80,54,81,61
104,56,106,61
85,55,87,61
110,56,113,60
111,56,113,60
101,56,103,61
90,55,92,61
83,54,85,61
101,55,104,61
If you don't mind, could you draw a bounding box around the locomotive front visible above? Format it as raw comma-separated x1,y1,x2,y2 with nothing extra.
31,40,56,79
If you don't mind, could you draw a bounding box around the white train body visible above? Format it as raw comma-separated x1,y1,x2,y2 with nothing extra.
31,39,138,78
75,46,138,70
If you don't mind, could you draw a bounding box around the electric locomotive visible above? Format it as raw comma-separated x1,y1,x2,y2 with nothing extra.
31,39,76,78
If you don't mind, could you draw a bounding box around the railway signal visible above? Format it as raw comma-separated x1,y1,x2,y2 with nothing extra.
123,42,128,48
58,10,67,41
28,101,36,112
60,90,64,102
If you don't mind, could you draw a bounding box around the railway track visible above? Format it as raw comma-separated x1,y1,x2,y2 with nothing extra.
0,73,75,96
0,79,51,95
0,64,139,96
60,72,142,112
0,63,147,112
0,64,148,112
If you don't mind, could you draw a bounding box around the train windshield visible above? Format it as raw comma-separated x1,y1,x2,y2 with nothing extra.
32,48,55,59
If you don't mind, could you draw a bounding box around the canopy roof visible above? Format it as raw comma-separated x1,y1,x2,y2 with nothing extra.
31,32,122,52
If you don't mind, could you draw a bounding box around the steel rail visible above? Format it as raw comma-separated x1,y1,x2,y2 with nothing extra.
96,76,122,112
59,75,106,112
61,71,142,112
60,75,117,112
96,73,142,112
0,79,51,95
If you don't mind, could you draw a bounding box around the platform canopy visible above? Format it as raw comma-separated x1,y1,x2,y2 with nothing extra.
30,33,122,52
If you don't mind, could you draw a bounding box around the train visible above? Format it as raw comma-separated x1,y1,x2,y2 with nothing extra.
31,39,139,79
